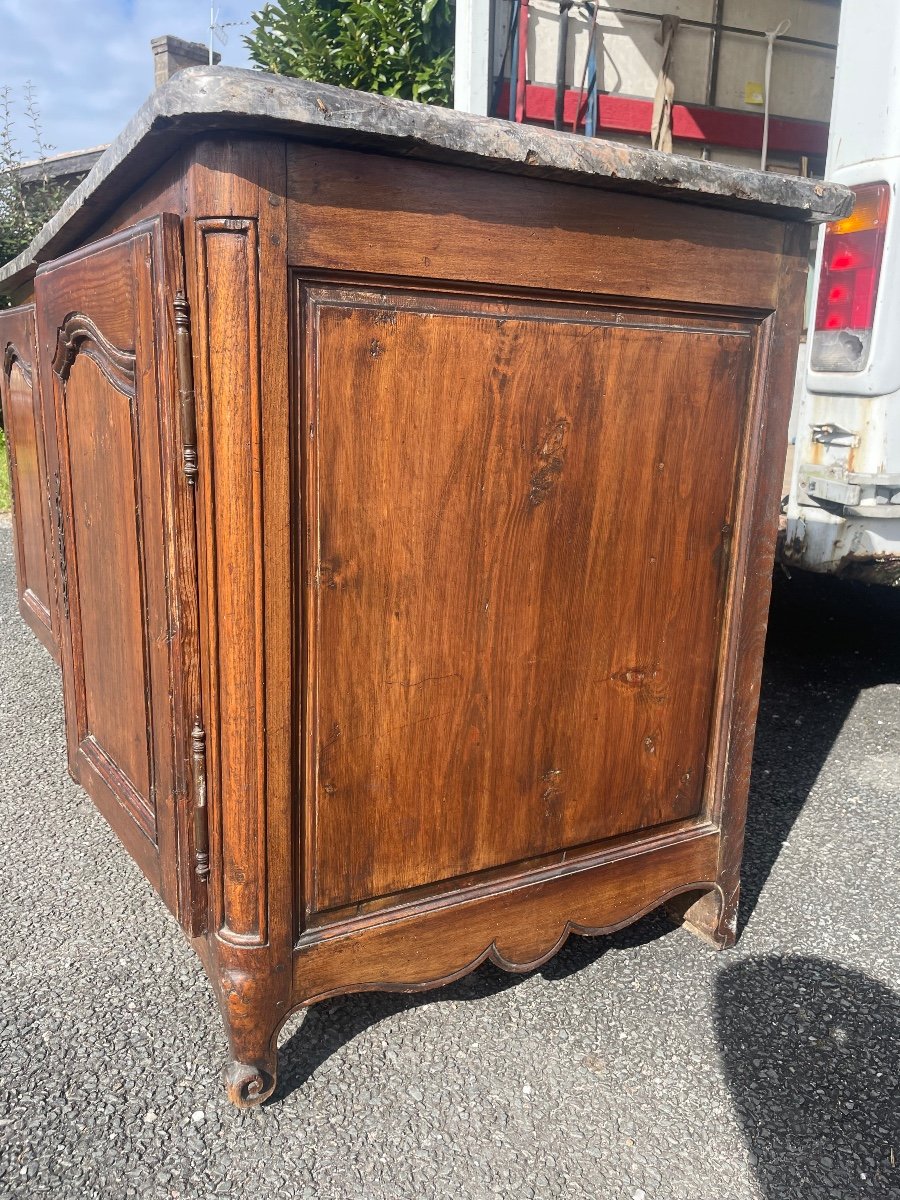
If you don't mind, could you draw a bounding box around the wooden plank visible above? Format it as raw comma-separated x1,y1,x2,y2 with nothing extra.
671,221,813,947
287,144,785,311
292,830,720,1004
183,137,293,1090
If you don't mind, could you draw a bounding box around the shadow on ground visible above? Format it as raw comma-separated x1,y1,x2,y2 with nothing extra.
715,954,900,1199
740,569,900,931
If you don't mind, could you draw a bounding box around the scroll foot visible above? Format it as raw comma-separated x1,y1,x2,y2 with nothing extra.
222,1056,277,1109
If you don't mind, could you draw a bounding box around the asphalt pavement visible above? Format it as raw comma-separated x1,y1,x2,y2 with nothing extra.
1,515,898,1200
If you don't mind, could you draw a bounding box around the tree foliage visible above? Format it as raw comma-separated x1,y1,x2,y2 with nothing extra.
244,0,455,106
0,84,68,275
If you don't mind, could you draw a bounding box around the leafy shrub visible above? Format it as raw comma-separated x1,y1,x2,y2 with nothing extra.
1,84,73,306
244,0,455,106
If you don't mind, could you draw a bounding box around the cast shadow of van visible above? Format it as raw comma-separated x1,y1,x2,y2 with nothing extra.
715,955,900,1199
740,568,900,932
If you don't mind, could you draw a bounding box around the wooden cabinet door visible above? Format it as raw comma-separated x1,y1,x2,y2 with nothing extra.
0,304,57,658
301,284,756,921
35,216,201,925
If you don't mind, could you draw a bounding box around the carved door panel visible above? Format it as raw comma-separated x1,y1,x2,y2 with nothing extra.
35,216,202,926
0,304,57,658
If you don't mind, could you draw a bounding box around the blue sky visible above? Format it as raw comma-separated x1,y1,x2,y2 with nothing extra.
1,0,256,158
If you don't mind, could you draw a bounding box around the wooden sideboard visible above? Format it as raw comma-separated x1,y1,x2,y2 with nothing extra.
0,68,851,1108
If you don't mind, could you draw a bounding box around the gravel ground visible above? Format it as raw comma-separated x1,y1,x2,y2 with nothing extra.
0,518,898,1200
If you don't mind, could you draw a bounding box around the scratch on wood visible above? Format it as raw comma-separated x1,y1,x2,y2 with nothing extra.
321,721,341,751
541,767,563,813
386,672,461,689
338,707,458,750
528,417,569,507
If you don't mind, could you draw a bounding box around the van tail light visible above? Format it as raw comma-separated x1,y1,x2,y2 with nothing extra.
811,182,890,373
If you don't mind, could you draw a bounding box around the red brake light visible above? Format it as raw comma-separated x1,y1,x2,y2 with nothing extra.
811,182,890,373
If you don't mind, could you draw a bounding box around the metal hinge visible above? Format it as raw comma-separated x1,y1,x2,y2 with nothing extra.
174,290,198,486
191,719,210,882
53,471,69,620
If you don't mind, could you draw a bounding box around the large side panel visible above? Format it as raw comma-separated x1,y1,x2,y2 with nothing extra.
301,285,754,917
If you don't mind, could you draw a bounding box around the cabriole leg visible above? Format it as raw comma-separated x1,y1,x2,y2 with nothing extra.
667,884,738,950
213,963,285,1110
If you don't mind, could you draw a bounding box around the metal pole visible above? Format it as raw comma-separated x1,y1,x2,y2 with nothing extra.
705,0,723,107
454,0,493,114
762,20,791,170
554,2,572,130
509,0,521,121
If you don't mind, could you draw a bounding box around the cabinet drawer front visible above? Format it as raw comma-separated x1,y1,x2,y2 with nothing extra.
300,283,755,918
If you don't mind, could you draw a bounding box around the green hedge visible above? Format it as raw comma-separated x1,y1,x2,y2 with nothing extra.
244,0,455,106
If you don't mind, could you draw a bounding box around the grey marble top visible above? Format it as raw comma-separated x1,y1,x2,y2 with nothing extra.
0,66,852,293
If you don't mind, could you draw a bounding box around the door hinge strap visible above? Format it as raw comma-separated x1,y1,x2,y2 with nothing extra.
53,471,69,620
191,719,210,882
174,291,198,486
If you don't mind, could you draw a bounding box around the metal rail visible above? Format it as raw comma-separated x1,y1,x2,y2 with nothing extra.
594,4,837,52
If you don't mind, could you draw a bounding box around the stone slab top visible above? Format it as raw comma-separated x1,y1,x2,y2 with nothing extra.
0,66,852,293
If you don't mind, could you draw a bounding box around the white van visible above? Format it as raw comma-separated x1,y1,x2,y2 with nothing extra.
783,0,900,584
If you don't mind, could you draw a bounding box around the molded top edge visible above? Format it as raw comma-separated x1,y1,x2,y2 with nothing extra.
0,66,852,293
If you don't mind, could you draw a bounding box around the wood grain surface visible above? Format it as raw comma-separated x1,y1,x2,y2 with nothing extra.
301,284,753,916
0,305,57,657
287,144,785,311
